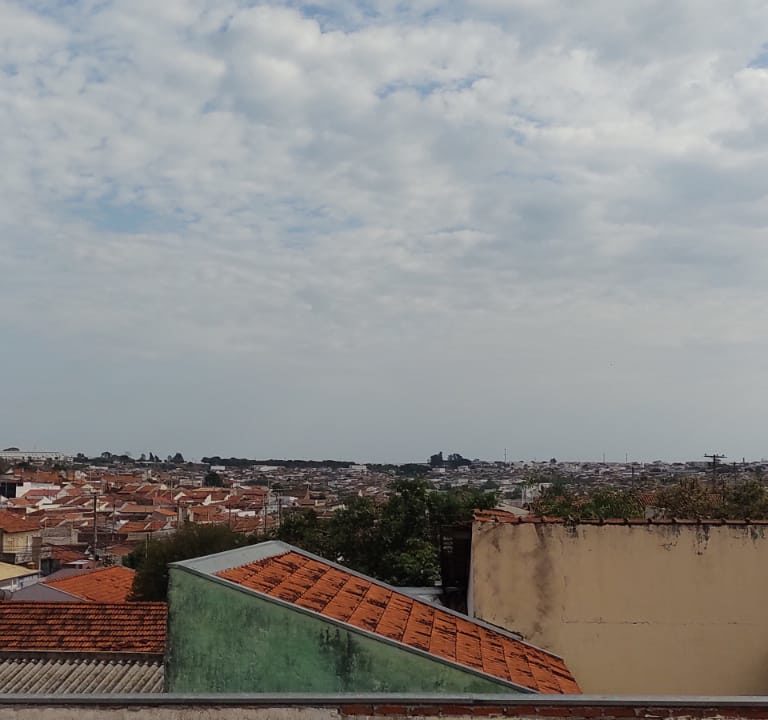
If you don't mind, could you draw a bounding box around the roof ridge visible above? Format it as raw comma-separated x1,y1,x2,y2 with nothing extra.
275,543,565,664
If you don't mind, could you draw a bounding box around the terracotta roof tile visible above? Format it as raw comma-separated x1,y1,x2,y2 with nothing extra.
44,565,136,602
0,603,166,654
217,550,579,694
0,510,41,533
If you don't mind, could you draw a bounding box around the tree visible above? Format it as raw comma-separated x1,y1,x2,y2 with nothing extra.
446,453,471,469
532,481,643,520
127,523,256,601
429,452,444,468
276,509,327,557
655,478,720,519
277,479,497,587
725,478,768,518
326,497,380,573
654,476,768,520
204,471,223,487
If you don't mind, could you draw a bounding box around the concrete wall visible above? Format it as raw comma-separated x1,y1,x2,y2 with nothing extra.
1,531,38,553
166,568,516,694
470,520,768,694
4,697,768,720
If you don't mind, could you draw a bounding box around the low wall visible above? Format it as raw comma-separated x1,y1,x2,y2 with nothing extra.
2,695,768,720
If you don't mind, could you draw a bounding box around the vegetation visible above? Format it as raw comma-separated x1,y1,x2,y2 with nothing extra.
201,457,354,469
655,477,768,519
126,479,497,600
532,480,644,520
532,475,768,521
278,479,496,586
204,470,223,487
125,523,258,600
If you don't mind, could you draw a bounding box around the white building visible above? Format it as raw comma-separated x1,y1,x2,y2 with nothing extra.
0,450,72,463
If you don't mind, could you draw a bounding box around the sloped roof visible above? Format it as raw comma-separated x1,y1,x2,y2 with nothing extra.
0,561,38,581
0,656,163,693
0,510,40,533
190,542,579,694
44,565,136,602
0,603,166,654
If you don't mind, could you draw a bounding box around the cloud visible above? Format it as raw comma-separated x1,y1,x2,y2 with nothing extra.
1,0,767,460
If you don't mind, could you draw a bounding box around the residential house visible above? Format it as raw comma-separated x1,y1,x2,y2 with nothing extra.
0,510,41,565
0,561,39,593
0,602,166,693
12,565,135,602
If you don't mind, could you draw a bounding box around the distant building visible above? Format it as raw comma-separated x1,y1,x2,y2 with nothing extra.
0,450,72,463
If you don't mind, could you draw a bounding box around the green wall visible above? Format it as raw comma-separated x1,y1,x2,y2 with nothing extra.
166,568,519,694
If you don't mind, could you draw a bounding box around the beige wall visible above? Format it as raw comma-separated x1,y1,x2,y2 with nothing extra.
470,521,768,695
0,530,38,553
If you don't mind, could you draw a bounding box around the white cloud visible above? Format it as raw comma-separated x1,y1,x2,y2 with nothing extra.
1,0,767,460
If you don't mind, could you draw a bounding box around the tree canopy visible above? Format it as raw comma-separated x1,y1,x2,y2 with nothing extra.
278,478,497,586
126,523,257,600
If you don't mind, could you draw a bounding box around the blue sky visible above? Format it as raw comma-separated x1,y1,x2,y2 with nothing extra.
1,0,768,462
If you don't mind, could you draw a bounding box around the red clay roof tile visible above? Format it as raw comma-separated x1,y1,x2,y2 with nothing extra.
0,510,41,533
216,550,579,694
0,602,166,654
44,565,136,602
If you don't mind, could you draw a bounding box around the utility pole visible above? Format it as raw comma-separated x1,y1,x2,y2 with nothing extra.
92,492,99,560
705,453,727,501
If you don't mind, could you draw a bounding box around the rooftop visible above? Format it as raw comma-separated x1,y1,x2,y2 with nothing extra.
180,541,579,694
43,565,136,602
0,562,38,582
0,603,166,654
0,656,163,694
0,510,41,533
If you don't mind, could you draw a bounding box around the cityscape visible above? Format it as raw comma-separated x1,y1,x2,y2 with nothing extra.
3,0,768,717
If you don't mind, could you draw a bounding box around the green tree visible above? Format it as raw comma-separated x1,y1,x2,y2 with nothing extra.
655,478,720,519
127,523,256,601
725,478,768,518
276,509,328,556
532,479,578,517
204,471,223,487
579,488,643,520
326,497,380,574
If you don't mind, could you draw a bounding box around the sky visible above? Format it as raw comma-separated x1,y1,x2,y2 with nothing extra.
2,1,768,463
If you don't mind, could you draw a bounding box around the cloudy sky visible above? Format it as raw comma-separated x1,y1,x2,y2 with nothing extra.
2,1,767,463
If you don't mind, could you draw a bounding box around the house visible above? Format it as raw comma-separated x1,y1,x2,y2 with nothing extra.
0,510,42,564
470,510,768,695
12,565,135,602
165,541,580,694
0,561,39,593
0,602,166,693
